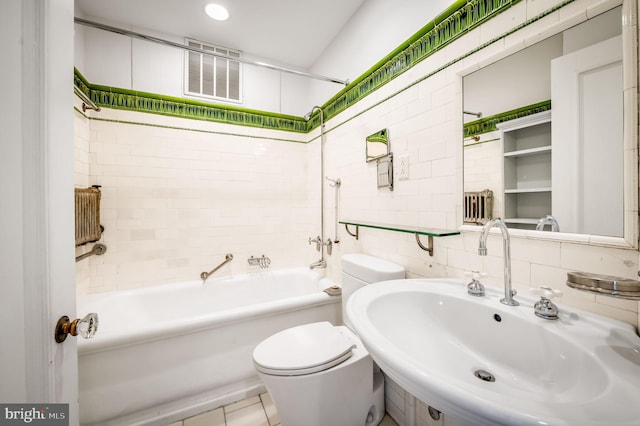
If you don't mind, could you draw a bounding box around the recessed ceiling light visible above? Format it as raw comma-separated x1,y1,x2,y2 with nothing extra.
205,4,229,21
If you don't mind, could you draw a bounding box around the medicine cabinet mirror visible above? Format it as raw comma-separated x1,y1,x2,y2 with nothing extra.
366,128,390,162
461,1,637,248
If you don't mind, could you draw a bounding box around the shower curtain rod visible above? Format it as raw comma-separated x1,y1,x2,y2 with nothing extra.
74,17,350,86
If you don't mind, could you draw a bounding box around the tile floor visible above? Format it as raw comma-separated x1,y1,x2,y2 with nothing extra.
166,392,399,426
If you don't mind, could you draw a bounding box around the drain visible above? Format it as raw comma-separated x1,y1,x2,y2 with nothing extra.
474,369,496,382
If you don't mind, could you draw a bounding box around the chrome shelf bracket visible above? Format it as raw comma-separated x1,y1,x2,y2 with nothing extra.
415,234,434,256
344,224,359,240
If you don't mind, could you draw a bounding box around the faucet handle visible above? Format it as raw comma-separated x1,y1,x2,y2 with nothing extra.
530,286,563,299
531,286,561,320
465,271,487,297
465,271,488,280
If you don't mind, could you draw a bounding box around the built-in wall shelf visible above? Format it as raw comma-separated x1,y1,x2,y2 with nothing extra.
504,187,551,194
338,220,460,257
498,110,552,229
503,145,551,158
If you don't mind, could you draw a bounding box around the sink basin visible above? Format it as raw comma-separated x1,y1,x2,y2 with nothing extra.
346,279,640,426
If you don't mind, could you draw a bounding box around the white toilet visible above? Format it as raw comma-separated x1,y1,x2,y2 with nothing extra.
253,254,405,426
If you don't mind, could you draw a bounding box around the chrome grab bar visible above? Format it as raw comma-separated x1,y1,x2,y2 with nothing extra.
201,253,233,282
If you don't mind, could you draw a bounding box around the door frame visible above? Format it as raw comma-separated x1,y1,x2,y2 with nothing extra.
0,0,78,421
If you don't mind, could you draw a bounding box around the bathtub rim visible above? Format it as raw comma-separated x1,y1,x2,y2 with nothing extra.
78,277,340,355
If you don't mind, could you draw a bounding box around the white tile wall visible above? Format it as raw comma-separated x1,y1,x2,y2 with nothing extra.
74,99,92,293
74,0,639,329
75,108,314,296
319,0,638,329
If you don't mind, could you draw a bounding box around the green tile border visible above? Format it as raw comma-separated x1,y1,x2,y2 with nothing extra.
316,0,524,128
74,0,528,133
74,0,585,137
74,69,308,133
463,100,552,137
73,105,306,144
311,0,575,144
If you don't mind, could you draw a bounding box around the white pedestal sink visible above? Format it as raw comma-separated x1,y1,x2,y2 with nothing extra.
346,278,640,426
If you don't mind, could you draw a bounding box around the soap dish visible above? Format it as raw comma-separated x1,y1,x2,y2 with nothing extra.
566,271,640,300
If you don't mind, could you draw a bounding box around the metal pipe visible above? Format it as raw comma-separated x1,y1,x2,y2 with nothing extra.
74,17,349,86
75,243,107,262
74,86,101,112
201,253,233,282
306,106,327,268
464,110,482,118
326,176,341,243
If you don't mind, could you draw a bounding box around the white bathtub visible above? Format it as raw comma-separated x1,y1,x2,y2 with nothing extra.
77,268,341,426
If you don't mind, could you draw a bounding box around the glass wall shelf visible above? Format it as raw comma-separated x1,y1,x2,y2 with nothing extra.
338,220,460,256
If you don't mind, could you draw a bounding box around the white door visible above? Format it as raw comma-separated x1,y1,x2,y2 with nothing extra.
0,0,79,423
551,36,623,237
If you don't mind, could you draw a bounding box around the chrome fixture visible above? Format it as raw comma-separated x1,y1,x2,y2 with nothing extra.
530,286,562,320
201,253,233,282
326,176,341,243
306,106,328,269
75,243,107,263
325,238,333,256
536,215,560,232
309,259,327,269
465,271,487,297
248,255,271,269
478,219,518,306
463,110,482,118
74,18,348,86
308,236,322,252
55,313,99,343
326,177,341,187
74,85,101,112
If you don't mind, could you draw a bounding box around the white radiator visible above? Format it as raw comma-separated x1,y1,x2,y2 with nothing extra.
75,186,102,246
464,190,493,224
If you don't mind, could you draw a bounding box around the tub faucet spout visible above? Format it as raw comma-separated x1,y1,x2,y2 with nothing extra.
310,259,327,269
478,219,518,306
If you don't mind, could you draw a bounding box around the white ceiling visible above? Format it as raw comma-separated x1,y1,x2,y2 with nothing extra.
74,0,367,70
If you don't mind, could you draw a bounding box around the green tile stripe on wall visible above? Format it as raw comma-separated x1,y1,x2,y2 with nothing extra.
73,105,307,144
463,100,552,137
74,0,574,134
74,69,308,133
317,0,523,128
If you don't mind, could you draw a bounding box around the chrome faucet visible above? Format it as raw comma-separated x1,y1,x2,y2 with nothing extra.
478,219,518,306
308,236,322,252
535,215,560,232
309,259,327,269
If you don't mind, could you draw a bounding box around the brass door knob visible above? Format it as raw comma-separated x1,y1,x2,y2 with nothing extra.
55,313,99,343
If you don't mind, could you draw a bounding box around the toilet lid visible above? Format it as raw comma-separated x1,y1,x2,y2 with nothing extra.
253,322,355,376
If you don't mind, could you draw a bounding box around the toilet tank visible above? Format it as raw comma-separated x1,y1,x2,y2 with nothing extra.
341,254,405,328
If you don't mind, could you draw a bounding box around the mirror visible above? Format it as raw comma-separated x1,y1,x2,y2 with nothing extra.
462,4,634,244
366,128,390,162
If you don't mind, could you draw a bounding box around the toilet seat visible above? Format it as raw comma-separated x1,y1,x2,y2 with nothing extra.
253,322,355,376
